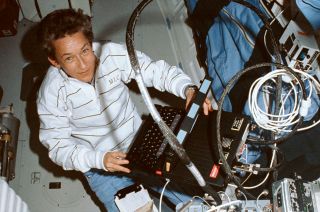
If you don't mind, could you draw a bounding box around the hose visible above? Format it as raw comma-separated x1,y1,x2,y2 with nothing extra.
125,0,221,205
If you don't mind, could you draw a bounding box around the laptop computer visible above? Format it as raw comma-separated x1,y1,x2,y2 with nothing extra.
126,76,213,175
126,105,251,188
165,110,251,188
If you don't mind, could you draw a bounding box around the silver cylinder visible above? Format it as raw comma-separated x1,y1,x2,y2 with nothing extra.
0,111,20,181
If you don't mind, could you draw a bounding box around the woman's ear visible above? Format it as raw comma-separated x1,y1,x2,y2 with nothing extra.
48,57,60,68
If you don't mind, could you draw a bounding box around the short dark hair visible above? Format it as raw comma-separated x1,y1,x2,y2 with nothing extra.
38,9,93,59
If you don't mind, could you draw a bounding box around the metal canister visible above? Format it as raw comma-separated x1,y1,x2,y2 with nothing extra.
0,110,20,181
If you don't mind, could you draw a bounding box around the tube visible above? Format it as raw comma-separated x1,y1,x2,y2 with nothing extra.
125,0,221,204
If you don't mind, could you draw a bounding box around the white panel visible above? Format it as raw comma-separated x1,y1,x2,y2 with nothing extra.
37,0,69,18
11,135,101,212
18,8,23,21
18,0,40,21
156,0,218,107
0,179,30,212
156,0,206,85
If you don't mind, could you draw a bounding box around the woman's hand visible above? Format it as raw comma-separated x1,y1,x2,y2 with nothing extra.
185,88,213,115
103,151,131,173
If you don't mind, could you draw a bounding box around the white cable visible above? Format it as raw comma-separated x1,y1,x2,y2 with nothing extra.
217,191,231,203
243,144,277,190
159,178,170,212
227,183,237,188
249,71,299,127
294,69,320,131
249,76,294,132
263,8,287,60
256,190,269,211
230,146,276,192
241,173,253,186
270,8,286,26
192,196,211,207
237,190,247,208
207,200,242,212
248,68,320,134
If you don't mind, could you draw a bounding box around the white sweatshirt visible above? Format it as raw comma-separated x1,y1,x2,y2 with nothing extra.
37,42,193,173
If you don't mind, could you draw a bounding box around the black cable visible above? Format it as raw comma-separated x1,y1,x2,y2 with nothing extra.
126,0,152,73
252,146,285,172
217,63,307,145
125,0,222,205
231,0,283,148
215,62,308,199
231,0,281,64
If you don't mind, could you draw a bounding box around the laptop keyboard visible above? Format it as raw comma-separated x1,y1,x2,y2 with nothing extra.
127,105,185,171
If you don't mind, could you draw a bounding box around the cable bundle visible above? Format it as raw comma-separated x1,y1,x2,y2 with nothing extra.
248,68,320,134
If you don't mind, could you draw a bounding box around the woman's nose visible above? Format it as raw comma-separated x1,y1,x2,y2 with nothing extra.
78,56,87,69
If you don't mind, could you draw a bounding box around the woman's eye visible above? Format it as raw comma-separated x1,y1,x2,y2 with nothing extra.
65,57,73,62
82,48,89,55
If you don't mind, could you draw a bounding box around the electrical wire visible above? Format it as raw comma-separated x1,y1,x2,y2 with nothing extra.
231,0,281,63
207,200,242,212
248,68,320,133
125,0,221,205
159,178,170,212
246,173,270,190
230,1,283,137
215,62,307,200
294,69,320,131
237,190,248,207
186,0,290,199
176,195,211,212
248,69,302,133
241,173,253,186
236,144,282,191
230,0,283,153
256,190,269,211
192,196,211,207
243,144,276,189
210,0,290,199
263,7,288,60
217,191,231,203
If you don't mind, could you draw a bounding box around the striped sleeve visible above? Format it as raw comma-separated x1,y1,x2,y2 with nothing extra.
108,43,194,98
37,83,106,173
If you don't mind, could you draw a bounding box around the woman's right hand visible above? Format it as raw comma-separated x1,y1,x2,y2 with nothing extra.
103,151,131,173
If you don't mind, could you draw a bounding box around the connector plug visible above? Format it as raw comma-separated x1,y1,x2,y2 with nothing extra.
299,98,311,117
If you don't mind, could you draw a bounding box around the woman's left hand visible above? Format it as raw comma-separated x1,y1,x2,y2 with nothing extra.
185,88,213,115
